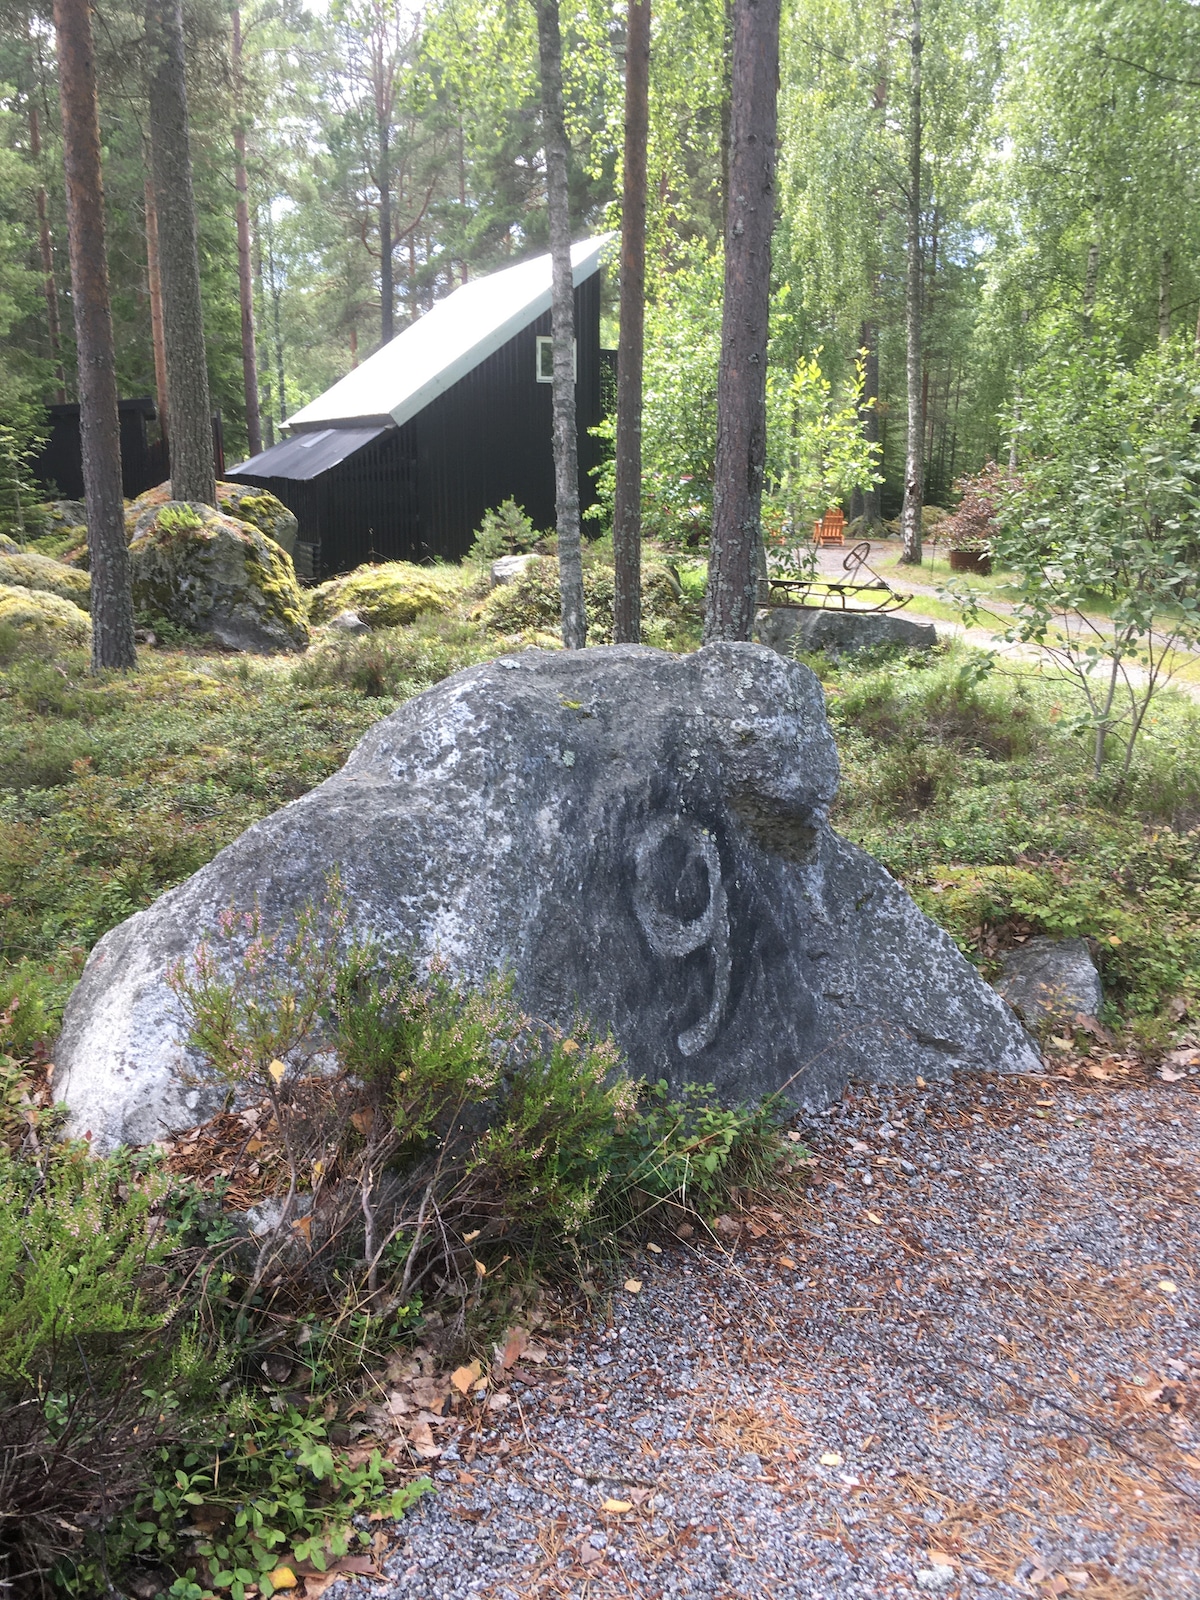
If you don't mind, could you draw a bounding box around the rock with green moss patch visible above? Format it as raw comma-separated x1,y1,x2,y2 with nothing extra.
0,550,92,611
126,482,298,556
129,501,309,653
0,532,19,555
308,562,462,629
480,556,691,642
0,582,91,646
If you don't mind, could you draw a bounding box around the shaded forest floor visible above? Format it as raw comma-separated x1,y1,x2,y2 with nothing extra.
345,1060,1200,1600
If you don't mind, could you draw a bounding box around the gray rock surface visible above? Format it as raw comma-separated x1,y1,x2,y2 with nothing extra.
490,552,539,587
57,643,1038,1151
328,608,370,635
756,606,937,658
994,936,1102,1027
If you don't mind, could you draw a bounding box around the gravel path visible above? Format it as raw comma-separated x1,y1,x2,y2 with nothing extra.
335,1056,1199,1600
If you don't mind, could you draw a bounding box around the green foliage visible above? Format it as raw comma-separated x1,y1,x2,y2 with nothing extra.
158,504,207,537
109,1409,430,1600
481,553,698,646
467,499,543,564
308,562,465,629
293,612,498,698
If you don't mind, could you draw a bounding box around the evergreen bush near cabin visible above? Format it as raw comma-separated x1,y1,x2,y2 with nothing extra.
466,498,543,564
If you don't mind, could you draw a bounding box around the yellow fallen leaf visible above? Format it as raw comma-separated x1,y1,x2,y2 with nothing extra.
819,1450,843,1466
646,1242,663,1254
916,1076,926,1088
1158,1279,1178,1294
268,1059,287,1084
624,1278,642,1294
866,1211,883,1225
1108,934,1122,946
266,1569,297,1591
463,1229,481,1243
450,1360,482,1395
779,1257,798,1270
601,1498,633,1513
474,1259,487,1277
928,1551,955,1568
560,1038,579,1054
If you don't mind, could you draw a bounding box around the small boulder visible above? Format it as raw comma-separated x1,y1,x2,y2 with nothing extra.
129,500,309,653
56,642,1039,1152
0,583,91,647
490,552,539,588
756,607,936,658
0,550,91,611
308,562,461,629
0,532,20,555
328,608,369,635
994,937,1102,1028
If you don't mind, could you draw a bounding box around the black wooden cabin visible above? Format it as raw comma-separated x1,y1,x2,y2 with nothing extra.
227,238,612,578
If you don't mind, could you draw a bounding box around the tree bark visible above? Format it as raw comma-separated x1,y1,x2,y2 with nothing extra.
899,0,924,566
612,0,650,644
145,0,215,504
858,320,881,527
143,168,170,443
534,0,586,649
232,10,262,457
379,114,394,343
1082,236,1099,331
704,0,781,643
53,0,136,671
1158,247,1171,344
29,104,67,401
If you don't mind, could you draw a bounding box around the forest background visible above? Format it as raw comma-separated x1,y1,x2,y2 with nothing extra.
3,0,1198,529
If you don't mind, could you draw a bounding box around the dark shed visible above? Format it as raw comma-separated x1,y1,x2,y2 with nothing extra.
33,396,159,500
226,237,612,578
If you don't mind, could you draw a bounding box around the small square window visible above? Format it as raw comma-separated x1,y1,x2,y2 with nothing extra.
536,335,576,382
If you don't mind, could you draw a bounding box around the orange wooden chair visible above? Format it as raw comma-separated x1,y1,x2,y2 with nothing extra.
812,507,845,547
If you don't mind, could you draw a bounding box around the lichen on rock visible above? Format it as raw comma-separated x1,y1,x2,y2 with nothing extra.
0,550,92,611
128,500,309,653
0,582,91,646
308,562,463,629
126,482,299,556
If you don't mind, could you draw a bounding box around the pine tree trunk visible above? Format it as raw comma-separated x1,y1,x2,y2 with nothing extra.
53,0,136,671
704,0,781,643
534,0,586,650
28,104,67,401
145,0,215,505
232,10,262,457
1158,248,1172,345
380,114,394,344
612,0,650,645
144,169,170,443
861,321,880,527
899,0,924,567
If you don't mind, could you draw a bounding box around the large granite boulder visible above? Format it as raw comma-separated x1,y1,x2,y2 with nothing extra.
126,482,299,557
129,500,309,653
57,643,1039,1151
756,607,937,658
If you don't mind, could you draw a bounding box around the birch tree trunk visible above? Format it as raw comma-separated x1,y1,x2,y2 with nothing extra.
704,0,781,642
612,0,650,644
53,0,136,671
145,0,215,505
379,114,394,344
232,9,262,457
1158,248,1172,345
534,0,586,649
899,0,924,567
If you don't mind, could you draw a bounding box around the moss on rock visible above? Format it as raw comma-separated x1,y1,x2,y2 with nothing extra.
129,501,309,653
0,583,91,646
0,533,19,555
479,556,692,644
126,482,299,556
0,550,91,611
308,562,463,629
24,501,89,563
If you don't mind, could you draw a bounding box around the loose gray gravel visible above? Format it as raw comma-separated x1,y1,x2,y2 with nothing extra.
342,1062,1200,1600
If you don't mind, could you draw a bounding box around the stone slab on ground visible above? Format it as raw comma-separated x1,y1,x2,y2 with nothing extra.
57,643,1036,1151
756,606,937,658
994,936,1103,1027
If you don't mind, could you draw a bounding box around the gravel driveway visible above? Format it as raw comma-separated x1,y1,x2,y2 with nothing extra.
340,1055,1199,1600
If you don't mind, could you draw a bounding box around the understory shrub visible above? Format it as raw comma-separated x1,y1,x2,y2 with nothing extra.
466,499,544,565
480,554,697,645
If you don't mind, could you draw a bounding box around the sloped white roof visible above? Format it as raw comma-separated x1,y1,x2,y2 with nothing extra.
288,236,612,432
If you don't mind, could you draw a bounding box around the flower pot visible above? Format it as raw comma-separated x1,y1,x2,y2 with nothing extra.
949,548,992,575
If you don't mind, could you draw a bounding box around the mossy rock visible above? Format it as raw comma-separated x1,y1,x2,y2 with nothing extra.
0,551,91,612
22,501,89,563
0,533,19,555
0,583,91,647
129,501,309,653
479,557,690,643
125,482,298,556
308,562,463,629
